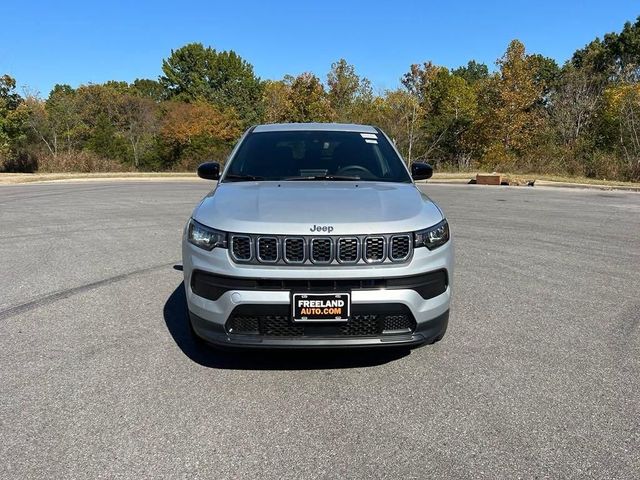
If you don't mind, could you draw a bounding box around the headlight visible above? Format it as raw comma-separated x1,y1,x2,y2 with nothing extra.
414,219,450,250
187,219,228,251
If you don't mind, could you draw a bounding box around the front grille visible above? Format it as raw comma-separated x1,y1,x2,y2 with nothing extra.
390,235,411,261
228,233,414,265
311,238,332,263
225,304,416,338
231,236,251,261
364,237,385,263
337,238,359,263
257,237,278,262
284,238,305,263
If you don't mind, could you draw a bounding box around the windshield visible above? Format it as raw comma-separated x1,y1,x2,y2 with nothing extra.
223,130,412,183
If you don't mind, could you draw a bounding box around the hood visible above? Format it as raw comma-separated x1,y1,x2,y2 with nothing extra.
193,181,443,235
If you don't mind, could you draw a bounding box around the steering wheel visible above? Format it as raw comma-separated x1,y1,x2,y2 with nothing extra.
335,165,373,177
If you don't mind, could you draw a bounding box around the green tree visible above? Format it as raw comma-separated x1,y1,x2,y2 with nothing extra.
46,84,82,154
0,75,18,160
452,60,489,84
400,63,478,165
86,113,127,160
571,17,640,80
131,78,165,101
115,93,158,168
160,43,263,125
426,72,478,166
0,75,29,170
529,55,560,94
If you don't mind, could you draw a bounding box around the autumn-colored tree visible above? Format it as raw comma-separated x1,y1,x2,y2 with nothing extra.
262,80,293,124
286,73,334,123
401,62,443,104
160,101,241,167
327,59,363,121
473,40,545,167
496,40,544,150
161,101,240,144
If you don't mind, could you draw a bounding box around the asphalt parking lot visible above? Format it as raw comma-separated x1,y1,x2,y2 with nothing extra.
1,181,638,479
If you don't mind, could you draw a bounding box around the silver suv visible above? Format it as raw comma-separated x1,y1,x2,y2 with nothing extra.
182,123,453,349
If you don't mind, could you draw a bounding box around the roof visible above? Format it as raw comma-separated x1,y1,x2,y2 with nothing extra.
252,123,378,133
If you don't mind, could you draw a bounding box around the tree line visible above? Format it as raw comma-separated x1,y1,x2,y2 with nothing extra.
1,17,640,180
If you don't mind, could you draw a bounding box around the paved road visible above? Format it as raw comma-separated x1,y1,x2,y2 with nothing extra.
1,181,638,479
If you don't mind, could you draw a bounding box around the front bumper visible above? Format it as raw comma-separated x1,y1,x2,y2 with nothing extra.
189,308,448,348
182,237,453,348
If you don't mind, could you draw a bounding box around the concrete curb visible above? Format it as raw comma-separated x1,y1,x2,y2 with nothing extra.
423,179,640,193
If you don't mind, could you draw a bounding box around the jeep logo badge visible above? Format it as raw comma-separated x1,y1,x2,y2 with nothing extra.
309,225,334,233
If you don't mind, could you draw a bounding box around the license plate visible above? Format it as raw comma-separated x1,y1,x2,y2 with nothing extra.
292,293,351,322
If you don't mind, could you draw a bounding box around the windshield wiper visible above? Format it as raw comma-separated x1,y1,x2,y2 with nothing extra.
282,175,361,181
224,174,264,182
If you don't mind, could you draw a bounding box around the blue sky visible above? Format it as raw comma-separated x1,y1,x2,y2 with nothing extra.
1,1,637,96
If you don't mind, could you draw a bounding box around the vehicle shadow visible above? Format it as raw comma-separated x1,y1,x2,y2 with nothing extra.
163,283,410,370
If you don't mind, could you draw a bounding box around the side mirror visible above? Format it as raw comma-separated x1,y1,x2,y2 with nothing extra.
197,162,220,180
411,162,433,181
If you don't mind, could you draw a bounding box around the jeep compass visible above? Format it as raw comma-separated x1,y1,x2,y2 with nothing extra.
182,123,453,348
